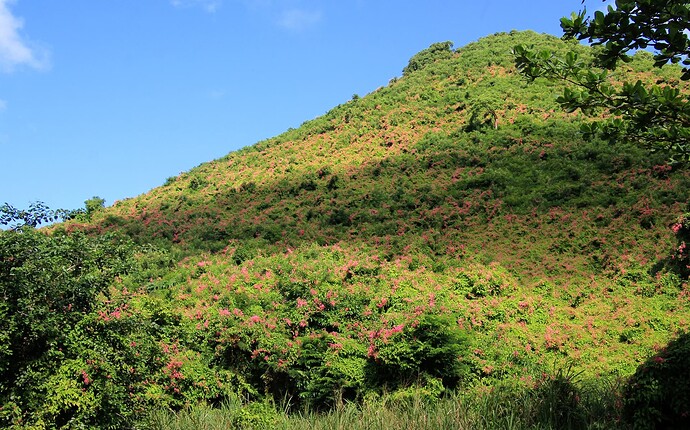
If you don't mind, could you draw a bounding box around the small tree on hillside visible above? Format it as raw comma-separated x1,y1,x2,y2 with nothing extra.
85,196,106,218
403,41,454,76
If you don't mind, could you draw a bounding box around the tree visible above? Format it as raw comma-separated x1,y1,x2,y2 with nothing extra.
403,41,454,76
513,0,690,163
84,196,105,218
0,201,72,229
0,226,137,427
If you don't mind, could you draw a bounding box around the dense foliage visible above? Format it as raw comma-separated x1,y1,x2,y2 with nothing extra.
623,332,690,429
0,228,138,427
1,30,689,428
514,0,690,162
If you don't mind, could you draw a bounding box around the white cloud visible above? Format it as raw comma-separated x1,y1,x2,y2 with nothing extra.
278,8,321,31
171,0,222,13
0,98,6,111
0,0,45,72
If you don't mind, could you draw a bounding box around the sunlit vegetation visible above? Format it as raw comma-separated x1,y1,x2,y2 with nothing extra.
1,30,689,429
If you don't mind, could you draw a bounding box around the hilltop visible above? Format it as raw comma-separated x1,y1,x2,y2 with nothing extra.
3,30,690,428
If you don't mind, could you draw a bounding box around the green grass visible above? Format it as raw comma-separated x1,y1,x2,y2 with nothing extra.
143,377,624,430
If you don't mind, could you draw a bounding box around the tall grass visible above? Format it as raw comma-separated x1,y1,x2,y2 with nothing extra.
142,377,624,430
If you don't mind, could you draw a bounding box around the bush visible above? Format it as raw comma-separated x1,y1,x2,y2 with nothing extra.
289,334,367,410
622,332,690,429
0,228,138,428
671,213,690,279
403,41,454,76
531,366,586,430
366,314,469,392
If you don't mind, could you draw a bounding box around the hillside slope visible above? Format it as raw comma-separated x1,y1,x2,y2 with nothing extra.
32,30,690,424
73,27,690,375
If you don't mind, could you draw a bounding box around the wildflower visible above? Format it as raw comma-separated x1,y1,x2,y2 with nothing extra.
81,370,91,386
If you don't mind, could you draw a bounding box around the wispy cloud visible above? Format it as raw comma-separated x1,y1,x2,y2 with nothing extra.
0,99,6,111
173,0,322,31
278,8,321,31
171,0,222,13
0,0,47,72
207,89,225,100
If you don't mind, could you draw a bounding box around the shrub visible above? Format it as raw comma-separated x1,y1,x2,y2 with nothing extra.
0,228,138,428
328,209,351,226
188,176,207,191
289,334,367,410
671,213,690,279
232,244,257,265
622,332,690,429
403,41,454,76
531,366,586,430
366,314,469,392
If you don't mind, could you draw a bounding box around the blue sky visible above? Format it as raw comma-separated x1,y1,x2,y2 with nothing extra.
0,0,601,212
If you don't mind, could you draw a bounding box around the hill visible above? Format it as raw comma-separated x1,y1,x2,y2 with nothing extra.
3,30,690,428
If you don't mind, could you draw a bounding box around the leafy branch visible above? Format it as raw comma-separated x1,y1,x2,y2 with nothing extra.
513,0,690,163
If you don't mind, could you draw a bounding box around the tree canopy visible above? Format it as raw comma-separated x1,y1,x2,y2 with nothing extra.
513,0,690,162
0,201,68,229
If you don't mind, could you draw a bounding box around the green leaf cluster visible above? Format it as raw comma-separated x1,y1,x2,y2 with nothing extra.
514,0,690,162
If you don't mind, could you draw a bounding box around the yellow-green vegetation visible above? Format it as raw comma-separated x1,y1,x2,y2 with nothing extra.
1,30,689,429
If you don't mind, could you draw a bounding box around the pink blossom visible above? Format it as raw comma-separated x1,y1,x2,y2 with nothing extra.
81,370,91,385
428,294,436,308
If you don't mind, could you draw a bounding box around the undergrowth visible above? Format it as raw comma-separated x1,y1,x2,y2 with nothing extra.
143,375,624,430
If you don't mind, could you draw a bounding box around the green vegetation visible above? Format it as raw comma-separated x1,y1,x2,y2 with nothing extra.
144,378,622,430
514,0,690,162
1,16,690,430
622,331,690,428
